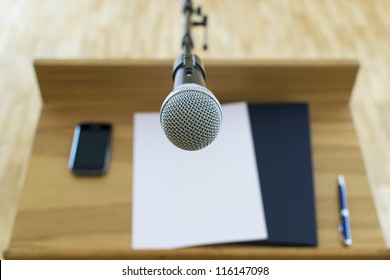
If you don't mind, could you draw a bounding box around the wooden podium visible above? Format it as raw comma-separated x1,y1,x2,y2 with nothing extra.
5,59,389,259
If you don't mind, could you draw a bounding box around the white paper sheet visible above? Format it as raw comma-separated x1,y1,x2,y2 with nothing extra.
132,102,267,249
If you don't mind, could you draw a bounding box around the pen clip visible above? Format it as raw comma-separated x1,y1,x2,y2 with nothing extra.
338,223,344,243
338,223,346,245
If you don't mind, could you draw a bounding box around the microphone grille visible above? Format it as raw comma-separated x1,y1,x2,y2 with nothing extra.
160,83,223,151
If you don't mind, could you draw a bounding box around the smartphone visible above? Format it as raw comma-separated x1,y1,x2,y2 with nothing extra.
69,123,112,175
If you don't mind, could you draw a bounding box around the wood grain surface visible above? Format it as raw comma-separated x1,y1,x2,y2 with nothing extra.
1,0,390,259
34,59,358,105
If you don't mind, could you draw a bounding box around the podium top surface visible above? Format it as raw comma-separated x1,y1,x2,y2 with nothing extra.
35,59,357,106
5,59,389,259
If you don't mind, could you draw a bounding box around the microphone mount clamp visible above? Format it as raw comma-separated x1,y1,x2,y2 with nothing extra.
181,0,209,53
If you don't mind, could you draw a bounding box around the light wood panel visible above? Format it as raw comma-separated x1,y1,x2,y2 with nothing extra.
1,0,390,259
34,59,358,105
4,61,388,259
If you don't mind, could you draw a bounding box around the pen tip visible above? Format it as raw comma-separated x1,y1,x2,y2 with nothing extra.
344,239,353,246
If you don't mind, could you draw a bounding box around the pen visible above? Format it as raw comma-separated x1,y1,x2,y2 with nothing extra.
338,174,352,246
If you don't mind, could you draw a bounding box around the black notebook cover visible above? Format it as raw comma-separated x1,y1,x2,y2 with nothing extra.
248,103,317,246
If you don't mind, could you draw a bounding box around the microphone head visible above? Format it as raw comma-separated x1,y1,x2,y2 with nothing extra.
160,83,223,151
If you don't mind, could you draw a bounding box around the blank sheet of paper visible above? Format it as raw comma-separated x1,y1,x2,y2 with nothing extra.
132,102,267,249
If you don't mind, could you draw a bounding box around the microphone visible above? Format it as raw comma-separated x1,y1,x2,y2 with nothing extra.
160,0,222,151
160,55,222,151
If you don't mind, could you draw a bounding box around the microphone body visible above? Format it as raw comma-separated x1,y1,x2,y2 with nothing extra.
160,54,222,151
172,54,205,88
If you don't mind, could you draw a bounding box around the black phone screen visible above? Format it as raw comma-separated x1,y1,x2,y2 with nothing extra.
69,123,112,175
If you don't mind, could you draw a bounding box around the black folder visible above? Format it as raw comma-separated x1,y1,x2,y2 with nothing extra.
248,103,317,246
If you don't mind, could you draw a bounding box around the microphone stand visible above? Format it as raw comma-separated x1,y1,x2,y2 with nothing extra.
173,0,209,88
182,0,208,54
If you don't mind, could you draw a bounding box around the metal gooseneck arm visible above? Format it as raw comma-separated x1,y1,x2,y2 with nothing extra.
173,0,209,89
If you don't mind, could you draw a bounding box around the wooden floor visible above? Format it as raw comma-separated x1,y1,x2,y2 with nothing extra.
1,0,390,258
